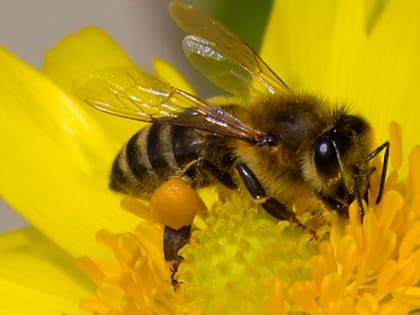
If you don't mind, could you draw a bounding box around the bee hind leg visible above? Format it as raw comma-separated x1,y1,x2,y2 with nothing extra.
236,162,317,238
169,257,183,290
163,225,191,289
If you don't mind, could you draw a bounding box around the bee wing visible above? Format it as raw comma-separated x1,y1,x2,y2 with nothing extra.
170,2,289,96
75,66,265,142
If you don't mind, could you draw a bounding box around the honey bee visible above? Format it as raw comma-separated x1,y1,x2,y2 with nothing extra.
75,3,389,264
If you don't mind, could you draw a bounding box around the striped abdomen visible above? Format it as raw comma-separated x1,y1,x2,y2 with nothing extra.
110,124,209,199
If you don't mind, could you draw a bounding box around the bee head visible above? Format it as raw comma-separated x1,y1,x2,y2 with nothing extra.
311,115,374,208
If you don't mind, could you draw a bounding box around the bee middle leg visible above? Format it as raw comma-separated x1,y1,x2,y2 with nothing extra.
236,162,316,237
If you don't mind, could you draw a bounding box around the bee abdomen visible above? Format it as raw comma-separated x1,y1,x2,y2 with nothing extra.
110,124,206,198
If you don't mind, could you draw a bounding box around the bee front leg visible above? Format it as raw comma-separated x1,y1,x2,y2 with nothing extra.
236,163,316,237
319,196,350,218
320,194,368,223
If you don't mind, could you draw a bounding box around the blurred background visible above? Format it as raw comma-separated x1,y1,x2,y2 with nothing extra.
0,0,272,232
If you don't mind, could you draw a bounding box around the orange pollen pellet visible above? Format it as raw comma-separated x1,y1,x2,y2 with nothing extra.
150,177,206,230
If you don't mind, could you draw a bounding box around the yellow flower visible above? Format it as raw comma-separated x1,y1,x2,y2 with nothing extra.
0,1,419,315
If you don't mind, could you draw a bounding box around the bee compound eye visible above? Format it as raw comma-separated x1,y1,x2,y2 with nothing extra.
313,138,340,178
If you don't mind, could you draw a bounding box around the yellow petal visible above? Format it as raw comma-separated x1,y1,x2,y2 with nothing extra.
43,27,133,94
0,47,137,259
335,235,358,278
0,278,86,315
319,273,346,308
355,293,379,314
261,0,338,90
320,0,366,101
43,27,141,144
288,281,319,314
0,227,91,314
395,286,420,307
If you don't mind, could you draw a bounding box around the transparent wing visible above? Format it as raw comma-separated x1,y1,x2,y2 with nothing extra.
169,2,289,96
74,66,265,142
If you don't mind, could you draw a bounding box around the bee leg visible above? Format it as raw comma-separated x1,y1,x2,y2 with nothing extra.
353,176,366,220
319,196,349,218
170,256,183,290
163,225,191,261
200,159,237,189
366,141,390,205
163,225,191,289
180,158,237,189
236,163,316,237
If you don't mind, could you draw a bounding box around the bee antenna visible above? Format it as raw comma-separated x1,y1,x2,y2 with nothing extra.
366,141,390,204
